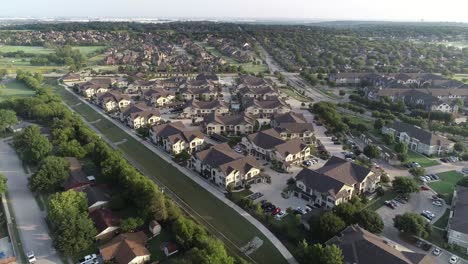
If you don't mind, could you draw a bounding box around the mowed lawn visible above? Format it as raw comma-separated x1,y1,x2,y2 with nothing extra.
428,170,464,203
53,85,287,264
0,45,55,54
407,151,439,167
0,79,35,101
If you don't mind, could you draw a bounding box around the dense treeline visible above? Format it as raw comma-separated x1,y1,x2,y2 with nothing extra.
4,72,236,262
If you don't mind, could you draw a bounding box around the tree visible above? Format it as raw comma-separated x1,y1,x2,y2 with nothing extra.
394,142,408,154
29,156,69,192
0,109,17,133
356,210,384,233
382,133,395,145
457,177,468,187
454,142,465,153
363,144,380,160
317,212,346,240
0,174,7,194
186,237,235,264
13,125,52,164
297,240,343,264
47,190,96,256
374,119,384,130
393,213,432,238
333,203,360,225
120,217,145,232
172,217,207,249
409,167,426,177
59,139,87,159
392,177,419,194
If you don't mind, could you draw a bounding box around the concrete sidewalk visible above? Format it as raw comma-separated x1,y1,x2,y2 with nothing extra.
0,140,62,264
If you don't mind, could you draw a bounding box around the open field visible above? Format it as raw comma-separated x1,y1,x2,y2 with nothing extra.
433,208,450,229
0,45,55,54
428,170,464,203
0,79,35,101
72,46,107,56
52,84,287,264
280,87,312,102
407,151,439,167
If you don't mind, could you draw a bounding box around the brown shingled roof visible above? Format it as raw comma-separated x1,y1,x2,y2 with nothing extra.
100,231,150,264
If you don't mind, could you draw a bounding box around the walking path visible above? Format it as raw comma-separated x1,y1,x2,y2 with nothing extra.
0,140,62,264
61,86,298,264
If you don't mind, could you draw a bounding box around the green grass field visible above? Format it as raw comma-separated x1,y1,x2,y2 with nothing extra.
0,45,55,54
280,87,312,102
407,151,439,167
0,79,35,101
433,209,450,229
53,85,287,264
428,170,464,204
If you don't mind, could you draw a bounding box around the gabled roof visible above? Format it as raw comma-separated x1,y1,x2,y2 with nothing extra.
238,75,267,86
273,112,307,124
97,90,131,103
195,143,243,167
100,231,150,264
244,98,290,110
143,88,174,99
386,121,453,146
247,128,285,150
239,86,277,95
152,121,204,144
179,86,216,95
184,99,227,110
449,186,468,234
90,208,120,234
326,225,435,264
275,138,308,157
218,156,261,176
84,186,111,206
203,112,254,126
296,168,347,198
277,122,314,134
316,156,372,185
196,73,219,81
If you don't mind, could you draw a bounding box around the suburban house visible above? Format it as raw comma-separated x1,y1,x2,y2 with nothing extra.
237,75,270,89
271,112,314,143
83,186,111,212
295,156,380,208
196,73,219,82
447,186,468,250
127,79,158,93
202,112,255,136
150,121,205,155
191,143,262,188
178,86,218,101
242,128,311,171
375,88,464,113
95,90,132,113
62,157,92,191
99,231,150,264
120,103,161,129
76,78,113,98
180,79,216,89
61,72,82,83
238,86,279,100
181,99,229,118
382,121,454,156
326,225,436,264
243,98,291,125
90,208,120,241
143,88,175,107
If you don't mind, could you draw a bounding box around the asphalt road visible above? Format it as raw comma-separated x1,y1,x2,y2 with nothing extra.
0,140,62,264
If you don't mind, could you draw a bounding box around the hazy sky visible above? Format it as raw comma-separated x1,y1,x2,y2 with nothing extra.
3,0,468,22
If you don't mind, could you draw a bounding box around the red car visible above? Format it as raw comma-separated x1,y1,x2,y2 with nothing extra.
271,207,281,216
421,186,430,191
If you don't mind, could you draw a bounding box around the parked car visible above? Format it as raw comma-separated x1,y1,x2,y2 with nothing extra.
384,200,396,209
440,158,449,163
79,254,97,264
261,202,272,209
275,210,287,219
410,162,421,168
27,251,36,264
331,136,338,141
448,156,459,163
432,247,441,256
449,255,459,264
333,141,341,145
302,160,311,167
419,176,427,182
296,207,307,215
432,200,443,207
271,207,281,216
421,186,430,191
462,167,468,174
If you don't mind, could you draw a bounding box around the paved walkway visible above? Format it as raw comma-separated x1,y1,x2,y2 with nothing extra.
61,86,298,264
0,140,62,264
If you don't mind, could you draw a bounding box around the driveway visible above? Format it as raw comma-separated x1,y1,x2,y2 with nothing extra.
0,140,62,264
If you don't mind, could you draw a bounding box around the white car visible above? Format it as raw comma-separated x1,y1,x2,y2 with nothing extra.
419,176,427,182
423,210,435,218
432,200,443,207
27,251,36,264
449,255,459,264
79,254,97,264
432,247,441,256
462,167,468,174
275,210,287,220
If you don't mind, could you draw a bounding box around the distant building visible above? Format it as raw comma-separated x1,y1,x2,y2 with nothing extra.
448,186,468,250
